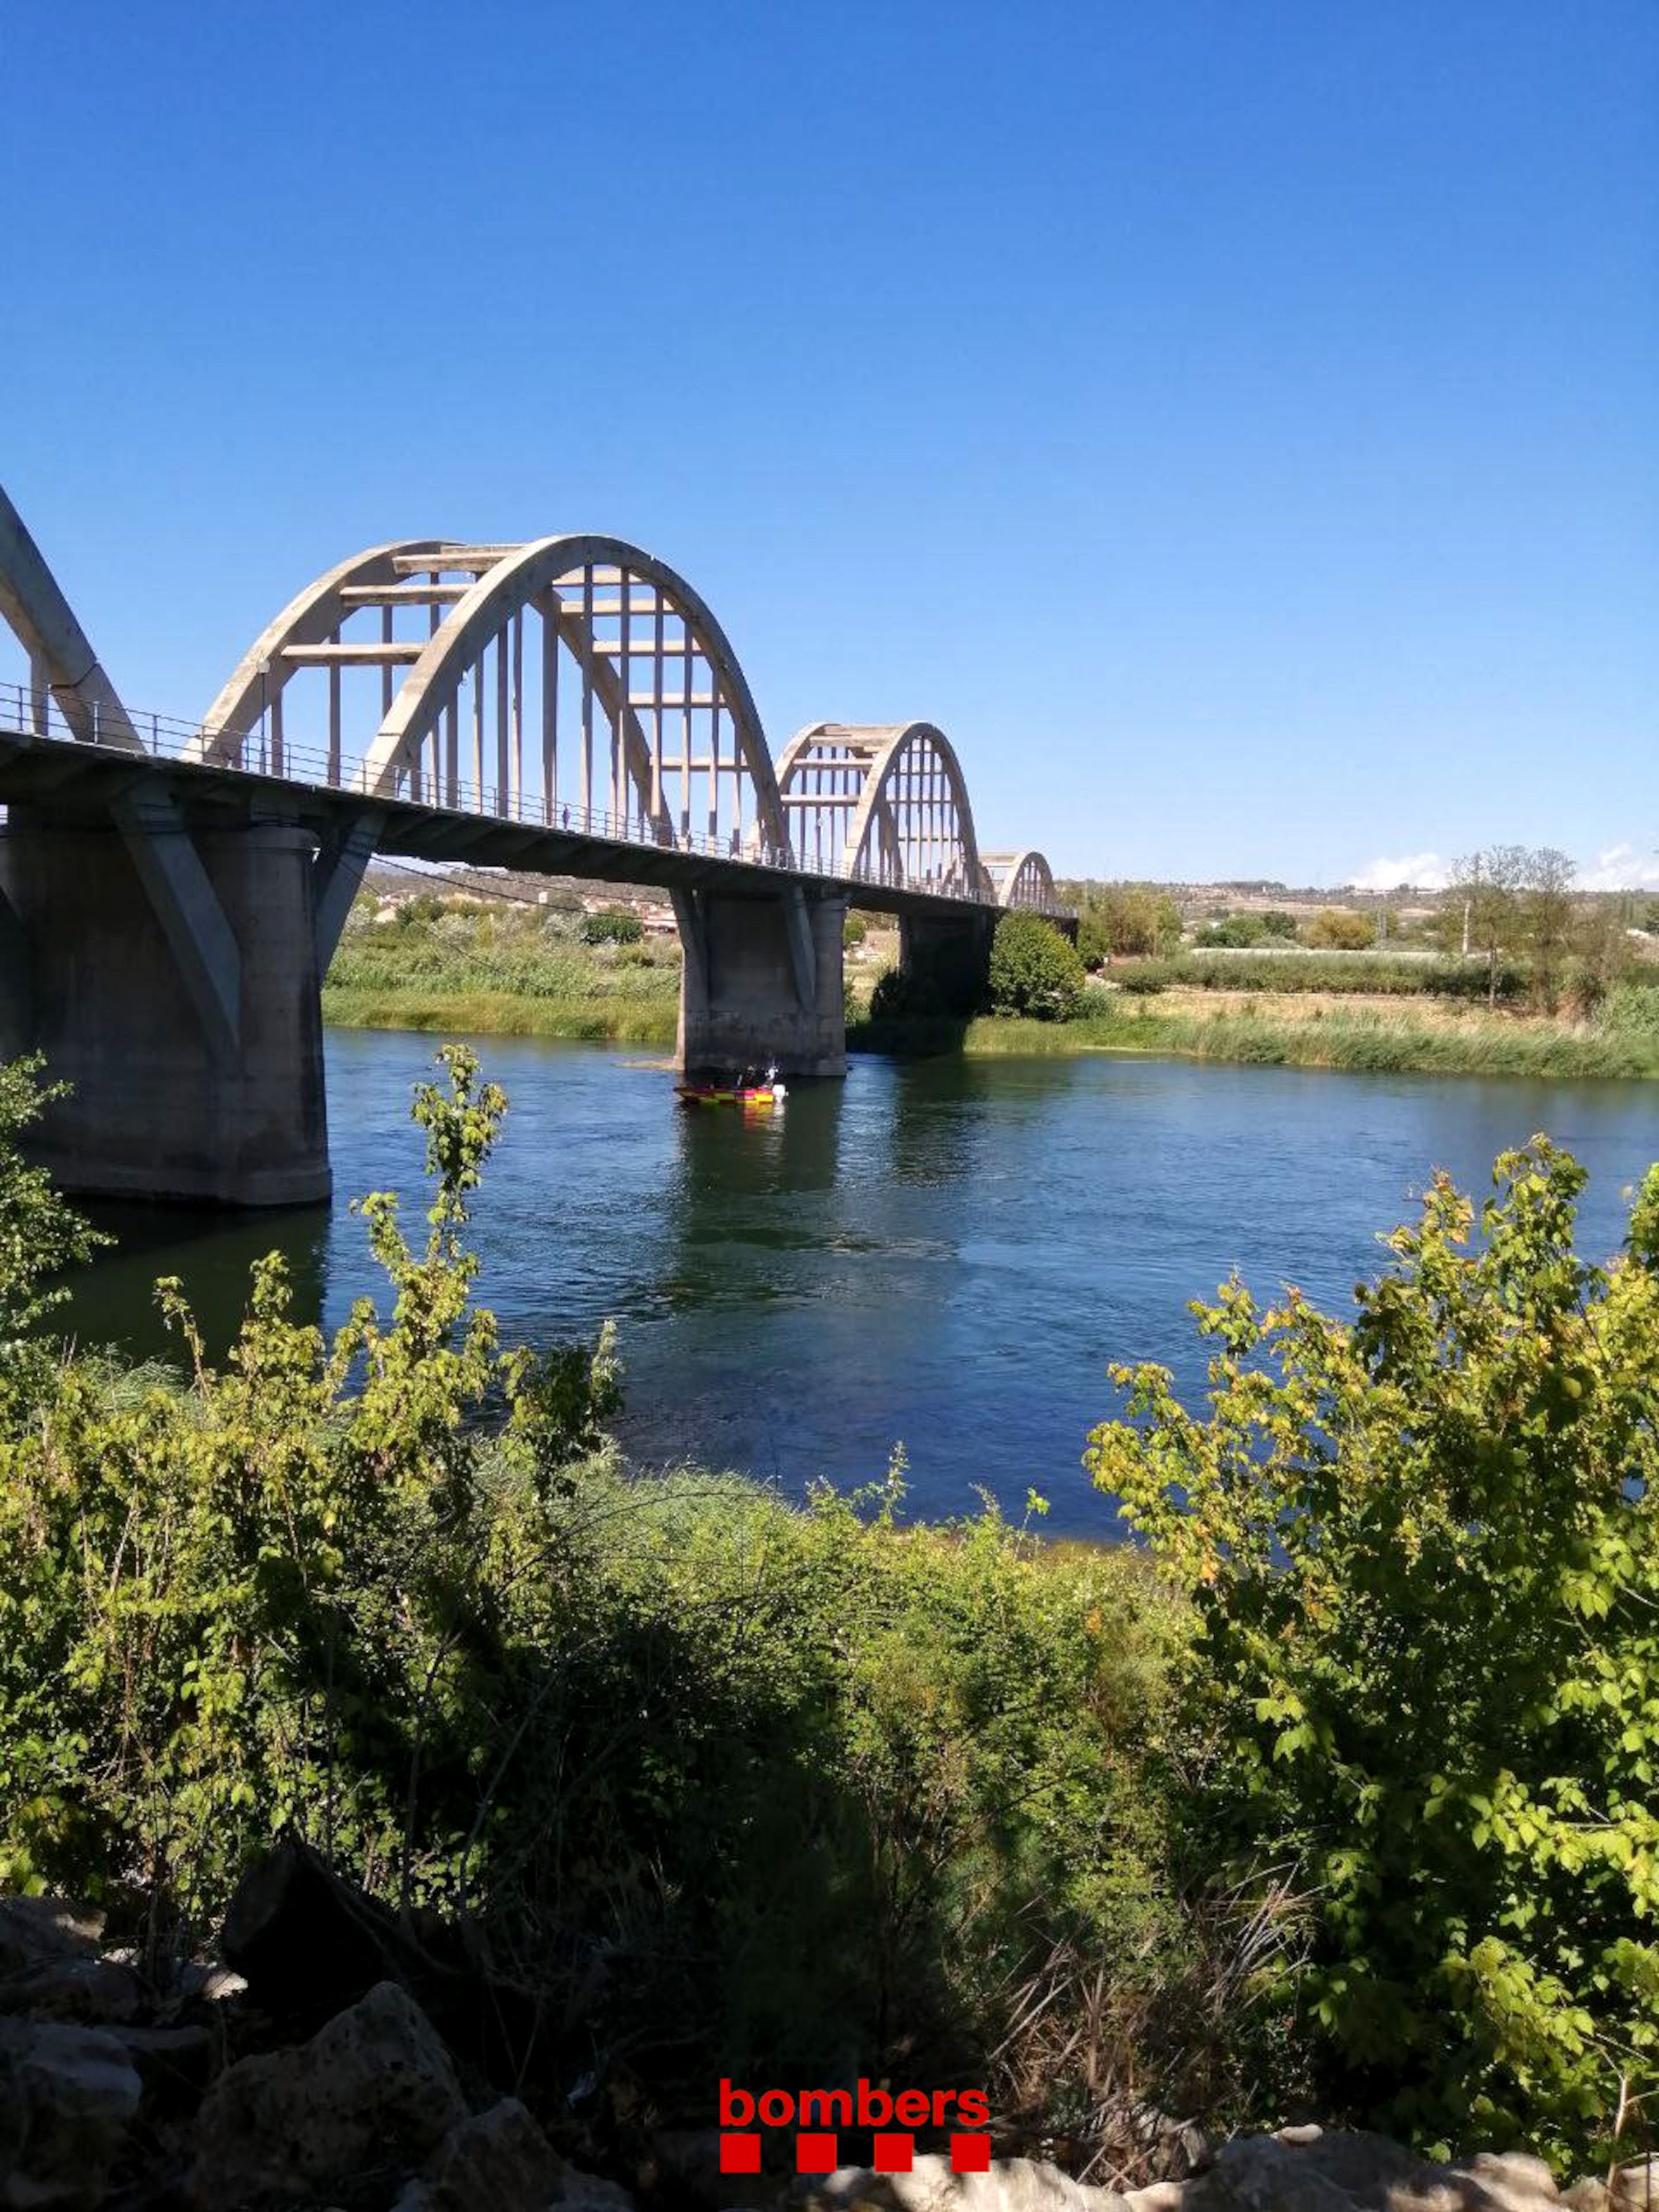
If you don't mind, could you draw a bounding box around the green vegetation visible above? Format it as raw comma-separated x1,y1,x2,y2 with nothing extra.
1302,905,1376,950
580,906,645,946
1091,1140,1659,2166
1120,951,1530,999
1,1053,1657,2166
324,895,678,1043
986,911,1086,1019
852,983,1659,1080
1076,882,1184,967
1196,910,1302,949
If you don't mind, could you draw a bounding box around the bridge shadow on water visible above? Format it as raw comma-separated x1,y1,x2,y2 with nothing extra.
65,1195,331,1367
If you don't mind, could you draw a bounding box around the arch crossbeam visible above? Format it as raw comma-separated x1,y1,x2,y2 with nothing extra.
195,536,789,858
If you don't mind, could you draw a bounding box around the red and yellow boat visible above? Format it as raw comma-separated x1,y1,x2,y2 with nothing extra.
677,1066,788,1109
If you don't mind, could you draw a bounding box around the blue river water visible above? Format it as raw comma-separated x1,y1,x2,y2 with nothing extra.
70,1032,1659,1537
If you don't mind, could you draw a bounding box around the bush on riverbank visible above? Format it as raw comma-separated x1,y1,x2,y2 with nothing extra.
1110,951,1529,999
1090,1139,1659,2169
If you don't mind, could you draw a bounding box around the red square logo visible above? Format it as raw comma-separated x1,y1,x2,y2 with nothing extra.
951,2135,991,2173
796,2133,839,2174
874,2133,914,2174
720,2133,761,2174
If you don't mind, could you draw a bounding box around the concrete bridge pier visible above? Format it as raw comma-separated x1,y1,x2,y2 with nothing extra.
0,799,333,1205
674,883,847,1080
899,908,995,1014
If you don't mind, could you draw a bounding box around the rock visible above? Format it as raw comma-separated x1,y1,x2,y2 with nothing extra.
186,1978,467,2209
0,1897,100,1982
798,2153,1132,2212
1612,2164,1659,2212
1123,2187,1187,2212
0,1955,144,2025
556,2166,638,2212
651,2126,775,2210
112,2022,218,2109
1193,2130,1557,2212
222,1839,410,2021
0,2015,142,2211
1450,2154,1561,2212
391,2097,565,2212
1562,2186,1612,2212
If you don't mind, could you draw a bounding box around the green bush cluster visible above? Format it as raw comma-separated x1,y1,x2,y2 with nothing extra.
1091,1141,1659,2166
987,912,1086,1020
1113,953,1526,1000
580,907,645,945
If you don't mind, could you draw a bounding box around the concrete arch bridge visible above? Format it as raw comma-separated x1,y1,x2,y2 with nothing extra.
0,492,1068,1203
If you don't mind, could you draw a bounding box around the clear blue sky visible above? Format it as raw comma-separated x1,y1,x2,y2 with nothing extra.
3,0,1653,886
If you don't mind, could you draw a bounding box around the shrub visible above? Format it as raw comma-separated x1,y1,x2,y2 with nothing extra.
1079,885,1183,962
987,913,1086,1021
1302,907,1376,951
843,912,868,946
580,908,644,945
1196,914,1269,949
869,964,947,1021
1088,1141,1659,2168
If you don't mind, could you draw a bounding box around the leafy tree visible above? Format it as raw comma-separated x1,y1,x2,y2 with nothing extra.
1088,1141,1659,2167
986,913,1086,1020
1302,908,1375,951
1445,847,1531,1008
0,1056,108,1369
843,911,868,947
1081,884,1183,963
581,907,644,945
1525,848,1577,1014
1198,914,1269,949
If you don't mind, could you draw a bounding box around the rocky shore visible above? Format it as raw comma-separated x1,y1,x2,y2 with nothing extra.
2,1880,1651,2212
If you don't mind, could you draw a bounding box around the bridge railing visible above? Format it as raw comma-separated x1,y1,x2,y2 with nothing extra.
0,678,1071,918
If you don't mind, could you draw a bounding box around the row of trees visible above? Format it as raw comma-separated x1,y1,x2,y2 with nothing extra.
1438,846,1630,1012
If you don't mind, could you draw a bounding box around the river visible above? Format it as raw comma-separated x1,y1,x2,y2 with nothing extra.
67,1030,1659,1536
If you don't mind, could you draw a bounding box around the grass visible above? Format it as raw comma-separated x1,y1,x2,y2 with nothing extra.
324,898,680,1043
1123,949,1527,999
323,985,678,1044
852,984,1659,1081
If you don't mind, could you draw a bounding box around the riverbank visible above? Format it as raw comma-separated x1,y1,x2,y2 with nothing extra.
322,982,677,1043
327,895,1659,1079
853,983,1659,1080
325,895,680,1043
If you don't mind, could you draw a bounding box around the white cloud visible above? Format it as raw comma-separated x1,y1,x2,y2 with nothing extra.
1345,842,1659,895
1575,842,1659,893
1349,852,1449,892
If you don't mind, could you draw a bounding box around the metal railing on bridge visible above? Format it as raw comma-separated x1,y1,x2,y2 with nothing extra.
0,677,1070,917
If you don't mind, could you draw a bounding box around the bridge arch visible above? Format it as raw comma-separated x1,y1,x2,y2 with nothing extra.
981,848,1060,913
776,721,983,898
197,534,789,855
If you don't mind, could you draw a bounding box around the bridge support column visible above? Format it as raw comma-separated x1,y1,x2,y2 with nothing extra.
0,803,331,1205
674,883,846,1080
899,908,995,1013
